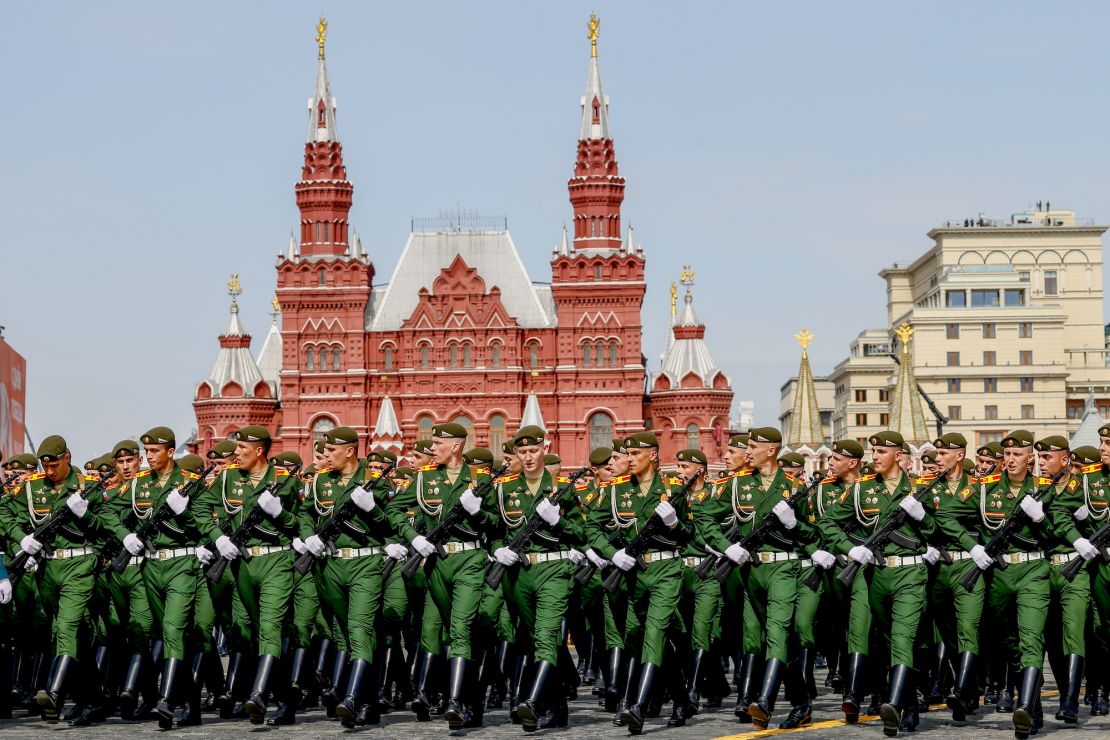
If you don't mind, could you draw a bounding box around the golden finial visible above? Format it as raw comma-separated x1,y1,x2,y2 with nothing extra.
587,13,600,58
670,281,678,319
894,321,914,354
795,328,815,356
680,264,695,288
316,16,327,60
272,296,281,314
227,273,242,298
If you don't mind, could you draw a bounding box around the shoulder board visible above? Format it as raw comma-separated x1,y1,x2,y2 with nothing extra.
496,473,520,484
133,470,151,479
316,467,331,475
914,475,937,485
784,472,797,483
223,464,239,470
557,476,571,484
694,489,709,503
1037,477,1052,486
84,474,100,483
666,476,683,486
1082,463,1102,475
1068,478,1080,492
28,472,45,481
958,487,973,501
181,470,200,481
367,469,383,480
397,478,412,491
611,475,631,485
733,470,754,478
418,464,438,472
275,468,290,478
857,474,876,483
575,482,590,492
980,473,1002,484
821,476,837,484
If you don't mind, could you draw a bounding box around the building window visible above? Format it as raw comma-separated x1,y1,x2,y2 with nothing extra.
879,388,890,403
420,345,429,368
984,378,998,393
463,344,472,368
947,352,960,367
985,405,998,420
971,290,999,308
595,343,604,366
1004,289,1024,307
684,424,699,449
948,378,961,393
1068,405,1082,420
332,348,341,371
318,349,327,372
589,412,613,452
449,345,458,368
949,405,962,421
946,291,967,308
855,413,868,426
383,346,393,369
417,416,433,441
1044,270,1058,296
983,351,996,366
529,344,539,368
489,415,506,452
594,265,602,281
1020,377,1034,393
311,416,336,443
978,431,1004,445
609,343,618,365
854,389,867,402
1021,404,1034,419
450,416,475,450
305,348,315,372
1018,322,1033,338
880,413,890,426
946,324,960,339
982,323,996,339
490,343,501,367
582,343,591,366
318,269,326,286
1019,350,1032,365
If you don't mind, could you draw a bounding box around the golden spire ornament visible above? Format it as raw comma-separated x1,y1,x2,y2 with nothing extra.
895,321,914,354
795,328,814,357
316,16,327,60
227,273,242,298
587,13,600,58
670,281,678,319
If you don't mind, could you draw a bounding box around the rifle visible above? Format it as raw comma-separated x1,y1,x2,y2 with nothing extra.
573,527,626,586
714,472,823,584
837,472,948,586
204,463,303,582
960,470,1066,592
1063,515,1110,581
400,462,511,580
485,468,589,589
109,464,216,574
602,470,704,593
292,462,396,576
8,469,114,583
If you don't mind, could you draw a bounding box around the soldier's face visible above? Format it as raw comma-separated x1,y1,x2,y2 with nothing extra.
782,465,804,479
517,444,544,476
745,441,777,470
935,448,964,474
676,461,702,481
594,465,611,482
41,454,70,484
411,451,433,468
235,441,266,470
313,450,328,467
1100,437,1110,466
628,448,656,477
1037,450,1069,477
145,444,173,472
325,443,356,470
432,438,462,465
871,446,900,476
1004,447,1033,478
976,456,997,476
726,446,748,472
609,452,630,476
366,460,388,475
505,455,522,474
828,452,857,479
115,453,141,480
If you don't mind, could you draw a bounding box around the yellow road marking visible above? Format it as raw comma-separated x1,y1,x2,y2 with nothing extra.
714,692,1061,740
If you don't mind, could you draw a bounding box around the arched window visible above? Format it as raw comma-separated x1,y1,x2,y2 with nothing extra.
420,345,429,368
489,415,506,453
305,348,315,372
417,416,434,441
583,343,591,366
595,342,604,366
318,268,326,286
383,346,393,369
449,345,458,368
451,415,476,450
318,349,327,372
490,343,501,367
332,348,341,371
686,424,700,449
588,412,613,453
463,344,472,368
595,265,602,281
609,343,618,365
311,416,336,443
529,344,539,369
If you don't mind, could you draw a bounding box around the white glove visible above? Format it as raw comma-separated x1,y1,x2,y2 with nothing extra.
258,490,282,517
970,544,993,570
568,549,585,565
725,543,750,564
612,548,637,571
0,579,11,605
811,549,835,569
1074,537,1099,561
586,549,608,569
19,534,42,556
1074,505,1090,521
123,533,145,556
66,492,88,519
922,546,941,565
1019,495,1044,522
655,500,678,527
166,489,189,515
215,535,240,560
350,486,376,513
196,545,214,565
536,498,560,526
460,489,481,515
494,547,519,566
899,496,925,522
848,545,874,565
304,535,326,557
291,537,307,555
772,500,797,529
385,543,409,560
412,535,436,558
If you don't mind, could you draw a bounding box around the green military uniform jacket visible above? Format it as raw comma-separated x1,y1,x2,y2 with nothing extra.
101,464,207,549
678,478,714,557
297,462,394,548
977,472,1051,553
819,471,935,558
14,467,105,550
1046,470,1096,555
583,474,633,559
606,470,693,553
493,470,587,553
933,471,989,553
387,463,498,545
696,468,816,555
198,463,304,548
694,470,753,554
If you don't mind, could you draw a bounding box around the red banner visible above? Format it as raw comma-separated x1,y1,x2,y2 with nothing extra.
0,338,26,458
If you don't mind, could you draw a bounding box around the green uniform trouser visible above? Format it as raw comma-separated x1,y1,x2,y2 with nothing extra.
381,562,408,641
207,567,249,650
318,554,384,662
426,549,485,660
865,563,927,668
794,566,821,649
38,554,96,658
846,569,872,655
13,574,49,653
108,562,153,652
928,559,985,654
719,566,747,657
602,579,633,650
476,582,505,648
143,555,203,661
988,559,1049,670
679,561,722,652
233,550,294,658
579,571,606,636
420,589,444,655
1048,560,1090,656
624,557,682,666
504,559,572,665
192,574,217,653
742,559,800,662
291,572,319,649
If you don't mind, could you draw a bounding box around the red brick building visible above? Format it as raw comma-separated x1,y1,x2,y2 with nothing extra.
194,24,732,467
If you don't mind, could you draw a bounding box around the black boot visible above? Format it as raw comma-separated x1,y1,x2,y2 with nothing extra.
880,663,910,737
667,652,694,727
605,647,624,713
509,653,529,723
621,662,655,736
686,649,706,711
517,660,554,731
748,657,785,730
177,655,204,728
154,657,183,730
1013,667,1040,739
201,650,224,712
780,648,813,729
118,652,144,719
1059,654,1082,724
997,663,1017,713
486,640,510,710
267,647,306,726
336,658,369,728
734,653,760,723
321,649,348,717
841,652,865,723
614,655,640,726
900,669,920,732
928,642,948,704
36,654,75,722
410,652,435,722
947,651,976,722
216,651,244,719
244,653,277,725
443,656,469,730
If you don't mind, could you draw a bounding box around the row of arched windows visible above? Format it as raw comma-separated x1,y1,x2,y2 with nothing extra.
382,341,541,370
582,341,620,367
304,345,342,372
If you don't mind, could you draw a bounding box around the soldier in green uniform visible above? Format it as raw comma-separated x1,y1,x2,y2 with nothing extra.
198,425,303,725
492,426,585,731
387,422,499,731
819,431,934,737
1088,426,1110,716
577,446,614,706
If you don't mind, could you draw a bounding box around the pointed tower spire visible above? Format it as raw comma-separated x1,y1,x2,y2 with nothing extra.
256,296,283,400
287,231,299,260
568,14,625,251
888,322,929,444
371,396,403,452
521,392,546,432
787,329,825,448
559,224,570,256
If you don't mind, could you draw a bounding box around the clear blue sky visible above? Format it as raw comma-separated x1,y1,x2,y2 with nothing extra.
5,1,1110,460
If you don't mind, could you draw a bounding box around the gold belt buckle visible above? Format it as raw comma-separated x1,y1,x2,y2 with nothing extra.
1007,553,1021,565
340,548,352,559
54,549,64,560
528,552,539,565
643,552,655,564
250,546,262,557
157,550,168,560
445,543,458,554
759,552,773,564
886,556,899,568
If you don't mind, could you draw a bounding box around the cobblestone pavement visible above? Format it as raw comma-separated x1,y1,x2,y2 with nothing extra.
1,667,1108,738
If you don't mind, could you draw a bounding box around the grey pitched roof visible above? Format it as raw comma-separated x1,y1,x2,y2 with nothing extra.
580,54,611,140
521,392,546,432
307,57,338,143
256,318,282,399
200,301,266,398
656,292,724,388
1071,394,1105,449
372,396,402,439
